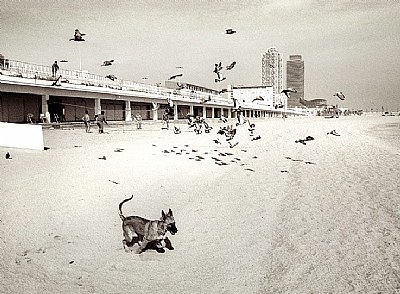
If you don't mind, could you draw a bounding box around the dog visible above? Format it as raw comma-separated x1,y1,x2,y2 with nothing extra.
119,195,178,254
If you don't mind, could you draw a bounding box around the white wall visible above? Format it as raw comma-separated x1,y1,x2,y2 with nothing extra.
0,122,44,150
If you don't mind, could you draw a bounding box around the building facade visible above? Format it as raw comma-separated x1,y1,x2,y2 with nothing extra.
261,47,283,103
232,86,274,110
286,55,305,108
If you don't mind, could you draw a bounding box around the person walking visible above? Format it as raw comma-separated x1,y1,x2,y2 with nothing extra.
82,110,91,133
96,111,108,133
134,113,142,129
51,61,59,77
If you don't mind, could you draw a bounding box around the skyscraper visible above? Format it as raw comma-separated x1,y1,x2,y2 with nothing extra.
262,47,283,101
286,55,304,108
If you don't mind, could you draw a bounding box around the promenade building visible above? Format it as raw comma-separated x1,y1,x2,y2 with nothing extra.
261,47,283,106
286,55,305,108
0,56,284,123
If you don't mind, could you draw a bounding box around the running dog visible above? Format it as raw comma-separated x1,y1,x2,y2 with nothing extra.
119,196,178,253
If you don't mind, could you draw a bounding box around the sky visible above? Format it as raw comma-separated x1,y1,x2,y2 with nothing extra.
1,0,400,111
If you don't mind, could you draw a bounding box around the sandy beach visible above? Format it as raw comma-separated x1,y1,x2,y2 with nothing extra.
1,115,399,293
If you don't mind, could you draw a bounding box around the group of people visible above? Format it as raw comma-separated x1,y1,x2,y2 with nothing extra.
81,111,142,133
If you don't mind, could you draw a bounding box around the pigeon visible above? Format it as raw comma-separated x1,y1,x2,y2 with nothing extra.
219,88,231,94
105,74,117,81
281,88,297,98
244,168,255,172
327,130,340,136
226,61,236,70
69,29,85,42
213,62,223,74
174,126,181,134
333,92,345,100
215,77,226,83
102,60,114,66
225,28,236,35
252,96,264,102
228,141,239,148
213,138,221,144
98,156,107,160
52,75,62,86
168,73,183,80
305,161,316,165
252,135,261,141
5,152,11,159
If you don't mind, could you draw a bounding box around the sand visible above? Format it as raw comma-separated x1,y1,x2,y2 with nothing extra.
1,115,399,293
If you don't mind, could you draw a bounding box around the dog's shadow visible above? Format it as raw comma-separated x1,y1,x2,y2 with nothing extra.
125,236,174,253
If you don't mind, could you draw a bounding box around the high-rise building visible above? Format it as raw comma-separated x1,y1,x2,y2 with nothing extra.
286,55,305,108
261,47,283,104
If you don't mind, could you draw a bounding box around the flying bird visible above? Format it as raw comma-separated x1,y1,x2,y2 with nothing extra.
281,88,297,98
213,62,223,74
59,60,68,63
215,77,226,83
226,61,236,70
252,96,264,102
168,73,183,80
102,60,114,66
225,28,236,35
333,91,345,100
105,74,117,81
69,29,85,42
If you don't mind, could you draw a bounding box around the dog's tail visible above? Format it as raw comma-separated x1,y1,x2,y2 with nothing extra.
119,195,133,220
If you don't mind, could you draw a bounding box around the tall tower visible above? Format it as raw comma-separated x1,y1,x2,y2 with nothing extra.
262,47,283,100
286,55,304,108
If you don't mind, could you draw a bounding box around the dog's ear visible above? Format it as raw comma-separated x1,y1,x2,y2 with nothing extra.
161,210,166,219
168,208,173,216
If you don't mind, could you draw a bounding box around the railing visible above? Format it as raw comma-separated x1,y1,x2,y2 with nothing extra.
1,58,235,105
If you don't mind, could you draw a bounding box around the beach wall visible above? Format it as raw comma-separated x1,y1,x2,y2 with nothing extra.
0,122,44,150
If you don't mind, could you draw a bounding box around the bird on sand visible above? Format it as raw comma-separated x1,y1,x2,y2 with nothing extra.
69,29,85,41
229,141,239,148
168,73,183,80
98,156,106,160
226,61,236,70
281,88,297,98
225,28,236,35
5,152,11,159
333,91,345,100
102,60,114,66
327,130,340,136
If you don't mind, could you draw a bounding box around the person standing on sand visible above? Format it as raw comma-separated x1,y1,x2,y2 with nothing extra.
96,111,108,133
134,113,142,129
82,110,91,133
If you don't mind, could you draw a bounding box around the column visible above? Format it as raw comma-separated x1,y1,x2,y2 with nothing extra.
41,94,50,122
174,104,178,120
125,100,132,121
227,108,232,119
94,98,101,115
211,107,215,119
190,105,194,115
202,106,207,118
153,108,158,121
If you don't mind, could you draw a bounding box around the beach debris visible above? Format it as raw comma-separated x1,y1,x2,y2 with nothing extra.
241,149,247,152
225,28,236,35
244,168,255,172
226,61,236,70
281,88,297,98
108,180,119,184
152,144,157,147
285,156,291,160
98,156,107,160
73,145,82,148
327,130,340,136
5,152,11,159
333,91,345,100
168,73,183,80
102,60,114,66
69,29,85,42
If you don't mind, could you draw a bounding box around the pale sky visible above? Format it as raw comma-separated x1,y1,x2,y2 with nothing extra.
1,0,400,111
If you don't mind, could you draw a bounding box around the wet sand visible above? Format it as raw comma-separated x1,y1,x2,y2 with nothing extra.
1,115,399,293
